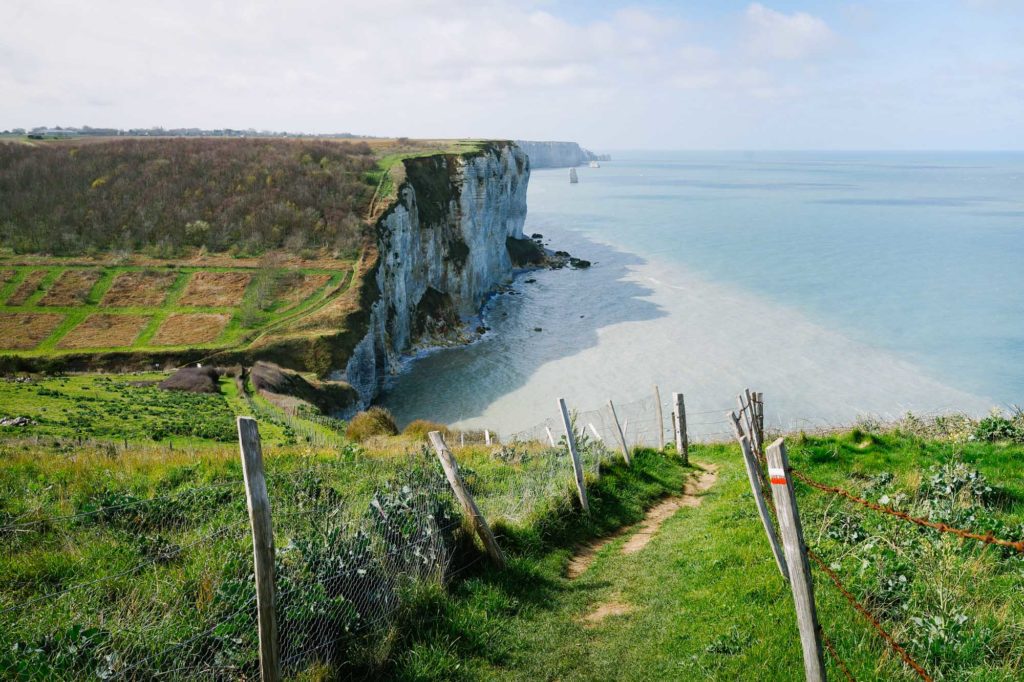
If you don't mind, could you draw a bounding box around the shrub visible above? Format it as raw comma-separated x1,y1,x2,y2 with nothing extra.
346,407,398,442
974,409,1024,443
402,419,450,441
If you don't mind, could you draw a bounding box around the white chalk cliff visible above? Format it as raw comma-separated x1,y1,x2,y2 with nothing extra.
514,140,608,168
344,142,530,405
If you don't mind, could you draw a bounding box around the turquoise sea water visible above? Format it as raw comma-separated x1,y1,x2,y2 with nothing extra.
381,152,1024,436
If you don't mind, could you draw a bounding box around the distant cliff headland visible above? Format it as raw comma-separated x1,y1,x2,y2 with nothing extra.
515,140,610,168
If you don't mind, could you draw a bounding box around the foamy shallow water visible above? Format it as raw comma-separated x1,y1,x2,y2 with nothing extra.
380,152,1021,436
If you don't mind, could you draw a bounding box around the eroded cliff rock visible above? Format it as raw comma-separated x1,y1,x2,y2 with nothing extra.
343,142,530,405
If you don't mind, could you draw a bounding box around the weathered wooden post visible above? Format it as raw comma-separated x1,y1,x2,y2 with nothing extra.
588,423,604,443
737,393,756,455
558,398,590,512
237,417,281,682
545,426,556,447
728,413,788,581
765,438,826,682
744,389,762,454
428,431,506,568
484,429,492,446
653,384,666,451
672,392,688,465
606,399,631,464
755,392,765,446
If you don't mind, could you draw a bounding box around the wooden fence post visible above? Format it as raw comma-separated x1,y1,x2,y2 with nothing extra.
559,398,590,512
428,431,506,568
672,392,689,465
545,426,556,447
237,417,281,682
484,429,491,446
588,423,604,443
745,389,762,453
766,438,826,682
737,393,756,455
654,384,665,451
728,413,788,581
755,392,765,446
607,399,631,465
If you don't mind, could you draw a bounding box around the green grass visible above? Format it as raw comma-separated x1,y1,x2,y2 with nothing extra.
377,432,1024,681
0,418,1022,680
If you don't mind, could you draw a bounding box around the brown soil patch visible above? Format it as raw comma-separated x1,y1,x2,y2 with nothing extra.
39,269,101,306
566,464,719,578
583,600,634,627
151,313,230,346
279,273,332,306
178,271,252,307
102,270,179,307
57,314,149,349
5,270,48,306
0,313,64,349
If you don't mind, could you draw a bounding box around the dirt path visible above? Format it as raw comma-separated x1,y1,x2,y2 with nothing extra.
566,464,718,579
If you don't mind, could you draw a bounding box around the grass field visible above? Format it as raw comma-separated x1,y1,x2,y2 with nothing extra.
0,261,350,358
0,406,1021,680
382,429,1024,681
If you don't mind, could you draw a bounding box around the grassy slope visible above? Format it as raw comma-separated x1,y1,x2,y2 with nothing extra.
384,433,1024,681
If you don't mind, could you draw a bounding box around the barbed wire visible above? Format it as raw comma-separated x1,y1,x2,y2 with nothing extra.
790,468,1024,553
807,548,933,682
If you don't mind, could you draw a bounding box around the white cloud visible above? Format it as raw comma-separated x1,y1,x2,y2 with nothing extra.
744,3,836,60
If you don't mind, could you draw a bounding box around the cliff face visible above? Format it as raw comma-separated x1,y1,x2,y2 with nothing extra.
514,140,608,168
343,142,530,405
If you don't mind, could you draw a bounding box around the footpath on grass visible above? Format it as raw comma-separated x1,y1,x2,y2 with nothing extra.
389,445,819,680
471,446,811,681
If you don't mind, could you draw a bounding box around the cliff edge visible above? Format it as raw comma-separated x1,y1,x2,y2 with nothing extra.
343,141,532,405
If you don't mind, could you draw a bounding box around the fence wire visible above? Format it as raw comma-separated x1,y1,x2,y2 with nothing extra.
0,476,254,681
504,393,737,454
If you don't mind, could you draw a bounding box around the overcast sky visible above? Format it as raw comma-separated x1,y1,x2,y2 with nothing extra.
2,1,1022,150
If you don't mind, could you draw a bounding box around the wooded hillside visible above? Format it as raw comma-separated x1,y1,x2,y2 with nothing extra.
0,138,377,257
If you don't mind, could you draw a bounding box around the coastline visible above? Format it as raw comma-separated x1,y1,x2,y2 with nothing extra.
378,221,994,436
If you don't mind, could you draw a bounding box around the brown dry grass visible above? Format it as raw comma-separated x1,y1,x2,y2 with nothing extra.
101,270,178,307
5,270,48,305
279,273,332,306
178,271,252,307
0,251,356,271
38,269,101,306
0,312,64,349
151,313,229,345
0,270,13,283
57,313,150,349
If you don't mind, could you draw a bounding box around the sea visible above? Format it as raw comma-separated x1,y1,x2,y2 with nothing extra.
379,151,1024,439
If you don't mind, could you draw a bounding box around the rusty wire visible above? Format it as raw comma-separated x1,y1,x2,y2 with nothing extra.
807,549,933,682
790,468,1024,553
820,627,856,682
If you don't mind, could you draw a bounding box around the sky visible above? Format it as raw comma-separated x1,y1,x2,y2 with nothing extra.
1,1,1022,150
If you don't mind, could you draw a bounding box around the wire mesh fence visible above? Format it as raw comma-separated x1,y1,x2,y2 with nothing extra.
1,386,748,680
504,392,737,454
0,477,255,680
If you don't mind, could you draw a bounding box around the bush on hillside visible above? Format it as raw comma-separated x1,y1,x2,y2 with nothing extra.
401,419,451,442
974,409,1024,444
345,407,398,442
